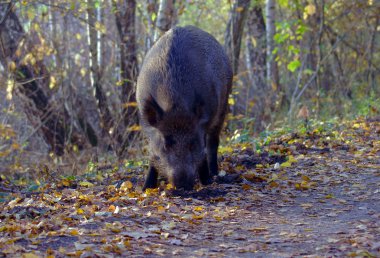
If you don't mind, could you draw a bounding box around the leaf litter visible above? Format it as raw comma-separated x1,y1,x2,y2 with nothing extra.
0,117,379,257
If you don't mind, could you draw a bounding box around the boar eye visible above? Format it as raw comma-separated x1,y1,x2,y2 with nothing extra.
164,135,176,149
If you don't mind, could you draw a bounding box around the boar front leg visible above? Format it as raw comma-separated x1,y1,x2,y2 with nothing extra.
197,157,212,185
206,130,220,176
143,164,159,190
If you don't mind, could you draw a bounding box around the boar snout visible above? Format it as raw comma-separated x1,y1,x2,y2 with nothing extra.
169,167,196,190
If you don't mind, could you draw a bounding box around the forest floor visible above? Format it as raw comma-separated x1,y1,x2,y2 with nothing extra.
0,117,379,257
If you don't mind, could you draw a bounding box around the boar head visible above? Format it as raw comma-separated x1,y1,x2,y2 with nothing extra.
142,95,208,190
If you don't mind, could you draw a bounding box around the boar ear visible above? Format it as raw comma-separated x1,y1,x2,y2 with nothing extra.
143,95,164,127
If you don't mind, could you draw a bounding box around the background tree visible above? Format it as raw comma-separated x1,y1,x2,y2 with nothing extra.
245,3,267,131
0,0,378,174
154,0,175,41
224,0,251,75
113,0,139,156
0,2,92,156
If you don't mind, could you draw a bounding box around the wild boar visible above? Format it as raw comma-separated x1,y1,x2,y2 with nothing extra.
137,26,232,190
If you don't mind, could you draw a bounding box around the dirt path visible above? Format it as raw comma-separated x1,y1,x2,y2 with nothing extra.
1,119,379,257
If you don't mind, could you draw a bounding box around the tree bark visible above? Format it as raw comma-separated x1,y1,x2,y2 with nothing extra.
246,5,266,94
87,0,113,135
113,0,138,156
154,0,174,41
224,0,251,75
245,4,267,131
265,0,280,100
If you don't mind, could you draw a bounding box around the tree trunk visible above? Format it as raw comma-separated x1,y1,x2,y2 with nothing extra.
245,4,267,131
246,4,266,94
113,0,138,157
0,3,88,156
265,0,285,111
265,0,280,107
144,0,158,51
154,0,175,41
87,0,113,136
224,0,251,75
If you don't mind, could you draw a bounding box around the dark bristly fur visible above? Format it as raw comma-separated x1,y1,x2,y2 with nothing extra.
137,26,232,190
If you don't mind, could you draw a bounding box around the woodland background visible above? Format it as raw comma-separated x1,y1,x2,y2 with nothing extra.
0,0,379,175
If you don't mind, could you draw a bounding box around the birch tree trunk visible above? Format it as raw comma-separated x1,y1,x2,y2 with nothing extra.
224,0,251,75
265,0,280,101
87,0,113,137
154,0,174,41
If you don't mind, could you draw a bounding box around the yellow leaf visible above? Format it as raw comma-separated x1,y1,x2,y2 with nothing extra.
145,188,159,196
8,61,16,72
305,4,316,15
194,206,204,212
280,161,292,168
288,155,297,163
166,183,174,190
108,205,116,212
124,101,138,108
94,21,106,34
22,253,40,258
236,7,244,12
120,180,133,191
127,124,141,132
79,181,94,187
213,215,222,221
6,79,15,100
157,206,166,213
96,174,104,181
80,68,86,77
250,37,257,48
218,146,234,153
72,145,79,152
268,181,279,188
76,208,85,215
49,76,56,89
242,184,251,191
62,179,70,187
192,214,205,220
70,229,79,236
11,143,20,150
124,240,131,247
33,23,41,32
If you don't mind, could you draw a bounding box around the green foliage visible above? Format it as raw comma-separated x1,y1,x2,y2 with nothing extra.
274,18,307,73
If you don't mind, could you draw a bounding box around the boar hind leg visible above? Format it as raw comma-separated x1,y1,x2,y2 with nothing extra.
143,165,158,190
198,158,212,185
207,130,221,176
